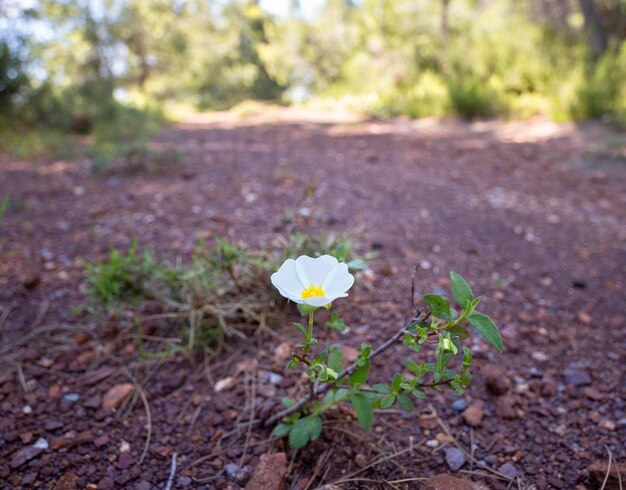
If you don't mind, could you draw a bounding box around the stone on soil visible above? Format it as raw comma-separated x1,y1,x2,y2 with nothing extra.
101,383,134,409
9,438,48,469
445,447,466,472
498,462,520,479
462,404,484,427
245,452,287,490
424,474,473,490
483,364,511,396
562,368,592,386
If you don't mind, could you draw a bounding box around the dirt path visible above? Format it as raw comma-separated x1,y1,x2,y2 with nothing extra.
1,110,624,489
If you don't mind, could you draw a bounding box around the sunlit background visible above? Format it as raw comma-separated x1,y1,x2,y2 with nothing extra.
1,0,625,155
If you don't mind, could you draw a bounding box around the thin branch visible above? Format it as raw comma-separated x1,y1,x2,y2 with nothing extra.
264,316,427,427
165,452,178,490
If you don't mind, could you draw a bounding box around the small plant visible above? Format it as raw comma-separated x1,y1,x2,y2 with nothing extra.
268,256,502,448
85,241,157,305
283,231,370,272
0,196,9,221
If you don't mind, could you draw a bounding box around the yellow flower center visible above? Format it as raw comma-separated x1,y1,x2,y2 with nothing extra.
301,284,326,298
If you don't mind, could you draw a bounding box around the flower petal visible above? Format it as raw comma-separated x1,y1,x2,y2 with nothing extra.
301,295,334,307
271,259,305,298
295,255,339,287
324,263,354,296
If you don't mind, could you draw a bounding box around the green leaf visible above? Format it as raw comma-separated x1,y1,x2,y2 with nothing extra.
289,416,323,449
405,359,420,374
447,324,470,339
272,423,291,438
281,397,295,408
391,373,404,392
346,259,368,271
423,294,451,320
450,272,473,307
328,345,344,373
349,360,370,388
379,394,396,409
297,303,318,316
372,383,391,394
351,393,373,430
292,322,308,338
468,312,503,352
311,350,329,366
412,389,426,399
397,394,414,411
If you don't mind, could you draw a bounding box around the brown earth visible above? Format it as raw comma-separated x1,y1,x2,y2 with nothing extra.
0,109,625,489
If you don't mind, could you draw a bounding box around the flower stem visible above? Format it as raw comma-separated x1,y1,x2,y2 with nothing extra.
308,311,314,344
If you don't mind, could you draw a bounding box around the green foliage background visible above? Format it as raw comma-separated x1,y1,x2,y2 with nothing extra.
1,0,625,145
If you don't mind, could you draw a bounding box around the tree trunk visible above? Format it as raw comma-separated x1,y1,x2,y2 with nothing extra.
578,0,608,56
441,0,450,40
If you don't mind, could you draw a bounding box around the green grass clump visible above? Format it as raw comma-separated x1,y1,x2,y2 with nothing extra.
84,232,370,357
85,242,158,305
281,231,370,271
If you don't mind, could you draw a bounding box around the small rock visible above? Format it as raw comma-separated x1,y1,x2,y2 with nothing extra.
426,439,439,448
418,413,439,430
83,395,101,409
23,405,32,414
498,462,519,479
245,452,287,490
436,433,455,445
9,439,48,468
588,460,626,489
102,383,134,409
531,351,548,362
45,420,64,431
495,396,518,419
582,387,604,401
119,440,131,453
55,471,78,490
445,447,466,472
258,371,283,385
117,453,134,469
598,420,616,431
214,377,237,393
452,399,468,411
462,405,484,427
424,474,473,490
98,476,115,489
152,445,172,460
273,342,292,363
483,365,511,396
225,463,239,479
135,481,151,490
236,465,254,484
20,268,41,289
34,438,49,450
355,453,367,467
62,393,80,403
577,311,592,324
563,368,592,386
20,432,33,444
176,476,192,487
93,435,109,447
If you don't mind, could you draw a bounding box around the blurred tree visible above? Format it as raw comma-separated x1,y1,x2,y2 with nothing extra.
579,0,608,55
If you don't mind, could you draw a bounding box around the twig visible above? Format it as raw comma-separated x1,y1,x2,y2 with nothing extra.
601,444,622,490
0,306,11,333
165,452,178,490
238,370,256,468
264,316,426,427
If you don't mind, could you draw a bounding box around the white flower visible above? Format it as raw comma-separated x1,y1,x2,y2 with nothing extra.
271,255,355,307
